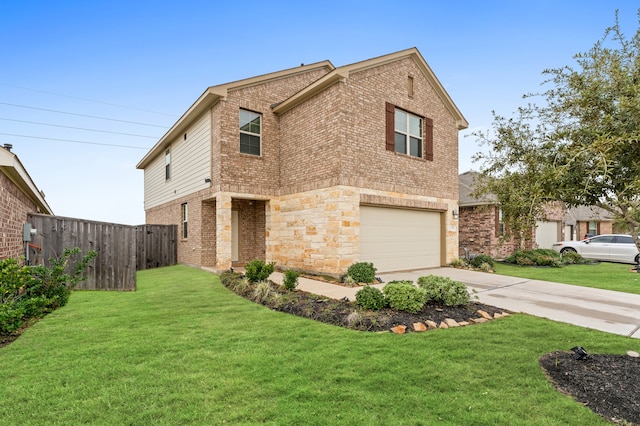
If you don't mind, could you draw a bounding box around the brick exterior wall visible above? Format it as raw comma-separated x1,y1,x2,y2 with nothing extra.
0,171,38,260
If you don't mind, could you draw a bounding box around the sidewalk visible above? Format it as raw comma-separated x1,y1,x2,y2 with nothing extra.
270,267,640,339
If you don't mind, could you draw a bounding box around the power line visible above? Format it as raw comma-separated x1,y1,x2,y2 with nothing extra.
0,102,169,128
0,117,159,139
2,84,175,117
0,133,150,150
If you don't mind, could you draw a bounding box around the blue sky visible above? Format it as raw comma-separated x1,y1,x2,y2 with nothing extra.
1,0,637,224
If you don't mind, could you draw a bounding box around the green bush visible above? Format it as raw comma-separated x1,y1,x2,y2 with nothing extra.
282,269,301,291
417,275,470,306
347,262,377,284
449,258,468,268
382,281,427,313
355,285,386,310
470,254,495,269
0,248,96,337
560,251,591,265
504,249,561,267
219,270,243,288
244,259,276,283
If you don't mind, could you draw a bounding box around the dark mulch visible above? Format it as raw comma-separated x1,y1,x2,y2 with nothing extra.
540,351,640,425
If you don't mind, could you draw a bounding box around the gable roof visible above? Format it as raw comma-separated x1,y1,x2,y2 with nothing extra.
136,60,335,169
0,146,53,214
565,205,614,222
272,47,468,130
459,171,496,206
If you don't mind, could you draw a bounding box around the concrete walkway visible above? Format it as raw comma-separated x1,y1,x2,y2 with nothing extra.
270,268,640,339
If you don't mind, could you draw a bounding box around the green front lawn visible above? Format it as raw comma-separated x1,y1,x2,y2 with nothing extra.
0,265,635,425
494,261,640,294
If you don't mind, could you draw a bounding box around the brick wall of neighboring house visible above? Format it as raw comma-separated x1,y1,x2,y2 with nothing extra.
459,205,533,259
576,220,613,239
0,171,38,260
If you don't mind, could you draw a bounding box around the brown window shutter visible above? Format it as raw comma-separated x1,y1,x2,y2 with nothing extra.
425,117,433,161
385,102,395,151
495,206,500,237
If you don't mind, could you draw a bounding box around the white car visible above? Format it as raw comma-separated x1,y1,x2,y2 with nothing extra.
552,234,640,264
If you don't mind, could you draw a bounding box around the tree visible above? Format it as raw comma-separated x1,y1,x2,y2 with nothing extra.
473,11,640,251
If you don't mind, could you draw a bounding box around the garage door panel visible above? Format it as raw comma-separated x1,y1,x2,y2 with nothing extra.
360,206,441,272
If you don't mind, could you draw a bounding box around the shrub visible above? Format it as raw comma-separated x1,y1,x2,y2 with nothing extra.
355,285,386,310
504,249,561,267
219,270,242,288
417,275,470,306
470,254,495,269
244,259,276,283
347,262,377,284
343,275,357,287
0,248,96,337
282,269,301,291
560,251,590,265
382,281,427,313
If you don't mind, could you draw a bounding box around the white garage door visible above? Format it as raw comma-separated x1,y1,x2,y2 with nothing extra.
359,206,441,273
536,220,561,249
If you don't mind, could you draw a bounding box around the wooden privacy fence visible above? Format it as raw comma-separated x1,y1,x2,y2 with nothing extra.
27,213,177,291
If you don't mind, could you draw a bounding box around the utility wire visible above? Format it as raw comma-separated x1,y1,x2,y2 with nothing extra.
0,117,159,139
0,133,150,150
2,84,175,117
0,102,169,128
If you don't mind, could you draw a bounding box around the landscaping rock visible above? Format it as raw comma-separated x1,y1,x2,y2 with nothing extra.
413,322,427,332
391,325,407,334
444,318,460,327
478,310,493,320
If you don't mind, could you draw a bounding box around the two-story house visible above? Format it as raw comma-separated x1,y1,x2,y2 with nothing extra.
136,48,468,275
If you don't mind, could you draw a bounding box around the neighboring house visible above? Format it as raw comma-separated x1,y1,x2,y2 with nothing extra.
563,206,613,240
137,48,468,275
458,171,563,258
0,144,53,260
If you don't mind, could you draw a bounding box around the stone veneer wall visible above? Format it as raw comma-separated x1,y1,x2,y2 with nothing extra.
267,185,458,275
0,171,39,260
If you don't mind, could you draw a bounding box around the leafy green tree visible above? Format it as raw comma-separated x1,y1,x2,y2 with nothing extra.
473,11,640,250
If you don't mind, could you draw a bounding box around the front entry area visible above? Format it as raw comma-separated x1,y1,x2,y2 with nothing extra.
359,205,441,273
231,199,266,266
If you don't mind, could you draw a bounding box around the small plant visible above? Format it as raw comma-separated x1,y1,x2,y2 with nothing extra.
449,257,468,268
478,262,493,273
244,259,276,283
382,281,427,313
252,280,275,304
417,275,470,306
355,285,386,310
347,262,377,284
343,275,357,287
346,310,363,327
470,254,495,269
282,269,301,291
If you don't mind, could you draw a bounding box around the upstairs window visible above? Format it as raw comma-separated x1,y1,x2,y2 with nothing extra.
394,108,422,157
239,109,261,156
385,102,433,160
165,148,171,180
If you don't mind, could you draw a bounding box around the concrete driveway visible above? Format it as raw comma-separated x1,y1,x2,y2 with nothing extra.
272,267,640,339
378,267,640,339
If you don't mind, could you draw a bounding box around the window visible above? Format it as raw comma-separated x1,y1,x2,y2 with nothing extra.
385,102,433,160
496,207,505,237
588,221,598,236
181,203,188,239
165,148,171,180
239,109,261,155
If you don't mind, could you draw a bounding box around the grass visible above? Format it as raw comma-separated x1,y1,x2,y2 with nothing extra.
494,261,640,294
0,265,636,425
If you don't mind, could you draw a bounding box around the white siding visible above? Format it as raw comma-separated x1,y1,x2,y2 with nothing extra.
144,111,212,210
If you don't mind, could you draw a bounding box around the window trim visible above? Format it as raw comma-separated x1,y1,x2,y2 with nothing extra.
181,203,188,239
239,108,262,156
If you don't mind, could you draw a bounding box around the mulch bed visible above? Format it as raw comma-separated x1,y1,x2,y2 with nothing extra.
540,351,640,425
